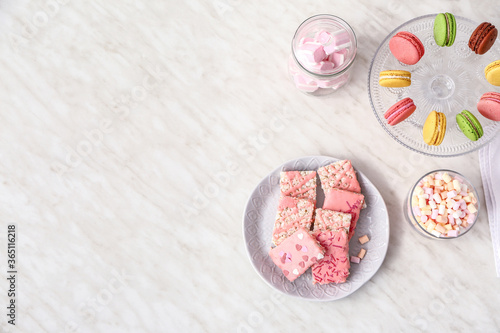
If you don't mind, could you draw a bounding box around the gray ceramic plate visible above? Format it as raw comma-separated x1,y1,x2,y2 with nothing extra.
243,156,389,301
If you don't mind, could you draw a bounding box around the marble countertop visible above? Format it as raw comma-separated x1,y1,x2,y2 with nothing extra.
1,0,499,332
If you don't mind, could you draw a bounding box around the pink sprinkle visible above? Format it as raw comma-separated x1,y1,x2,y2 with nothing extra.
447,191,457,199
350,256,360,264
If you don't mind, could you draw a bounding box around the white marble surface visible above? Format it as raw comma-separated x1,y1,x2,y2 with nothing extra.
1,0,500,332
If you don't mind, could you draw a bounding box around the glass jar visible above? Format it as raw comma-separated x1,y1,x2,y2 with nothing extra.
289,14,357,96
404,169,480,239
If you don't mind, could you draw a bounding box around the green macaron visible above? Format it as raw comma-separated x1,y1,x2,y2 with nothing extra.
434,13,456,47
456,110,483,141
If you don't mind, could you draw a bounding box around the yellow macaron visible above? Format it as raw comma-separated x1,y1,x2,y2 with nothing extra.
423,111,447,146
379,70,412,88
485,60,500,86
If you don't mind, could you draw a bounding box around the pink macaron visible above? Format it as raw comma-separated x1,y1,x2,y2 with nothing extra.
389,31,425,65
477,92,500,121
384,97,417,125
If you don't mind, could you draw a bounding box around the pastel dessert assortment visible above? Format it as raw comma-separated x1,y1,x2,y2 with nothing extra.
269,160,368,285
262,12,495,294
269,227,325,282
289,27,354,93
410,171,478,238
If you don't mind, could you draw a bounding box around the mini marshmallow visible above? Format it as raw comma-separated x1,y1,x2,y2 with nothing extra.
467,203,477,214
358,248,367,259
413,206,422,216
447,191,457,199
435,224,446,233
453,180,461,191
429,200,437,209
350,256,360,264
442,173,452,183
447,230,458,237
431,230,442,237
433,193,442,203
358,235,370,244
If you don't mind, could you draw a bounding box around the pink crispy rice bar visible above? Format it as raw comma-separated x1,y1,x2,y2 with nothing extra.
312,208,351,235
318,160,361,194
272,196,314,246
312,229,350,284
280,171,317,204
323,188,364,240
269,227,325,282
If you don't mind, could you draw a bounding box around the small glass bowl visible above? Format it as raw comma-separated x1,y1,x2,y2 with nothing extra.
404,169,480,239
289,14,357,96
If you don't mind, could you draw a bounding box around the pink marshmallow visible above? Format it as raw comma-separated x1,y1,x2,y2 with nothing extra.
350,256,360,264
315,30,332,45
293,74,318,92
323,30,351,55
447,191,457,199
431,209,438,220
447,230,459,237
448,215,455,225
311,60,335,73
328,51,345,67
297,42,326,64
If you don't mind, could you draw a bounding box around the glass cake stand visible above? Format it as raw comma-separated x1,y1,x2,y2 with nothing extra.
368,14,500,157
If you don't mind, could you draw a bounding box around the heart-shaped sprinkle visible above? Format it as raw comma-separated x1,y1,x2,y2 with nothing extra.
295,244,302,251
299,261,305,268
297,233,303,240
311,257,317,263
301,246,308,253
283,270,289,276
280,254,286,264
293,269,299,275
302,255,309,261
317,253,324,260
